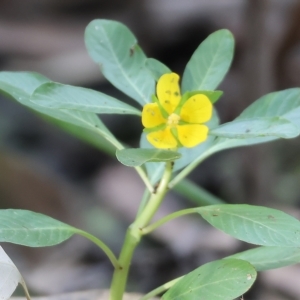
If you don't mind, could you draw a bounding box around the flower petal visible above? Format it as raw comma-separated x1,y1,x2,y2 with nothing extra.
142,103,166,128
147,127,178,149
180,94,212,123
157,73,181,115
177,124,209,148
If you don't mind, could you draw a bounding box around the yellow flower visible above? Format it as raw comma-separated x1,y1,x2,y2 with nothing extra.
142,73,213,149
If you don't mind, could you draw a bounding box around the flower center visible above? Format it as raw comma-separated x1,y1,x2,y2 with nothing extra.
167,113,180,127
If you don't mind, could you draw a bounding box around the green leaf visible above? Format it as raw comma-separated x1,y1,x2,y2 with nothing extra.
0,71,50,105
31,82,141,116
228,246,300,272
182,29,234,93
0,210,76,247
0,72,122,160
238,88,300,127
185,90,223,104
200,90,223,104
31,104,112,138
162,258,256,300
0,71,103,131
0,71,120,149
210,117,300,139
116,148,181,167
0,210,117,267
198,204,300,247
210,89,300,152
146,58,171,81
85,19,155,106
171,89,300,187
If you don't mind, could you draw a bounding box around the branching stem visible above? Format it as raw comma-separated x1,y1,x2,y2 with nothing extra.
109,161,174,300
76,230,120,269
142,208,197,235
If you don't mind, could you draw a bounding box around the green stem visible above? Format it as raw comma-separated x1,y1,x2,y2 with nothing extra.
109,161,174,300
136,188,151,218
169,156,208,189
20,277,32,300
140,277,182,300
135,167,154,192
168,145,219,189
76,230,120,269
135,161,173,226
142,208,197,235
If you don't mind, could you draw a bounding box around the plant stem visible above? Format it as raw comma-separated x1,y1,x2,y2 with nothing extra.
76,230,120,269
142,208,197,235
135,167,154,193
20,277,32,300
134,161,173,226
169,152,210,188
109,161,174,300
135,188,151,218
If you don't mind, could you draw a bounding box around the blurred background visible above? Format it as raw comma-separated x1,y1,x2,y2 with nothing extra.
1,0,300,299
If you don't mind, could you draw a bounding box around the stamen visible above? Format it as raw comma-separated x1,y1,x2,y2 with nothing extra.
167,113,180,126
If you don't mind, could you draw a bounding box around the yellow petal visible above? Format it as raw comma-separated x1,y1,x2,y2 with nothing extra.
157,73,181,115
142,103,166,128
147,127,178,149
177,124,209,148
180,94,212,123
